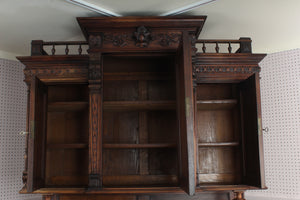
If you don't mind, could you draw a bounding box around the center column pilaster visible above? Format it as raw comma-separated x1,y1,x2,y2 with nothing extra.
88,34,103,189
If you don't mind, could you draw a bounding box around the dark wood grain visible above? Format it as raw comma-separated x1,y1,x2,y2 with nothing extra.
27,77,47,192
176,31,196,195
198,142,239,147
138,80,149,175
48,101,88,112
103,101,176,111
103,175,178,186
47,144,88,149
197,99,237,110
103,143,176,149
239,73,265,188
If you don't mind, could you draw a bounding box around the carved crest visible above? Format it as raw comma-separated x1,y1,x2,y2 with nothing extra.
133,26,152,47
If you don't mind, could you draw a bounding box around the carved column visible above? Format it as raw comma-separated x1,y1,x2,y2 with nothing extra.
88,36,103,189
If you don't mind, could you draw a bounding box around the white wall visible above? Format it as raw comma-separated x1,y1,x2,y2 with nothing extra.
0,50,18,61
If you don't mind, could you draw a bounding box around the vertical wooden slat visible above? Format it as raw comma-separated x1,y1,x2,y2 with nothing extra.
138,80,149,175
88,52,103,189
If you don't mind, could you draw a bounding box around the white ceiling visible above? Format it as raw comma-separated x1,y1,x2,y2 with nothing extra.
0,0,300,60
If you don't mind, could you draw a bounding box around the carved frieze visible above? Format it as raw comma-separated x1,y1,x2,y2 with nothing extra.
193,65,260,74
102,28,182,49
154,33,181,47
24,68,88,80
103,34,131,47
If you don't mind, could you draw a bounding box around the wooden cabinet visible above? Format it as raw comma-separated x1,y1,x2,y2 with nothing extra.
17,16,266,200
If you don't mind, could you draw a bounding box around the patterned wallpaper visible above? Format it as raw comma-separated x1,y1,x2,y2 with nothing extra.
246,48,300,200
0,59,41,200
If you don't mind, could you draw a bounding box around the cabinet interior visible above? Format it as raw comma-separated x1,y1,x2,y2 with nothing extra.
196,83,242,186
45,84,89,187
102,54,178,187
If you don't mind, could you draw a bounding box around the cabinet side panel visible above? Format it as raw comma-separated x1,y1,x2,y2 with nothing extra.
176,31,195,195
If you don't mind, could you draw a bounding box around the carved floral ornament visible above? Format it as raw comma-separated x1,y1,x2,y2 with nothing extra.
133,26,152,47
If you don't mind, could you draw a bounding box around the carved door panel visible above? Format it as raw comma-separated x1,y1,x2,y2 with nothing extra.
27,77,48,192
176,31,196,195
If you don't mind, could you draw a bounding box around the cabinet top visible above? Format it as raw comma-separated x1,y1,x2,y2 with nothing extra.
77,16,207,39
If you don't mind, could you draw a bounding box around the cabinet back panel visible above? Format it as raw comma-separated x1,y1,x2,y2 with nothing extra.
45,149,88,186
196,83,241,185
103,149,139,175
148,111,177,143
102,55,178,187
148,80,176,100
103,111,139,144
197,147,240,184
47,110,88,144
196,110,237,143
48,85,88,102
148,148,178,175
45,84,89,187
103,80,139,101
103,56,174,73
196,84,237,100
198,147,236,174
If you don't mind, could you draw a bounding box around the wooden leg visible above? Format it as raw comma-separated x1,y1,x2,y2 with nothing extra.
43,194,60,200
232,191,245,200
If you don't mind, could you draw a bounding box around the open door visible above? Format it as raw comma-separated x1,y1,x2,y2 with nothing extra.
27,76,47,192
176,31,196,195
239,73,266,188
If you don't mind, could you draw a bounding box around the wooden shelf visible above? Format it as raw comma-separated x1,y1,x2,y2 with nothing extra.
198,142,239,147
104,72,174,81
197,99,237,110
48,101,88,112
103,101,176,111
103,175,178,186
103,143,177,149
196,173,238,184
47,143,88,149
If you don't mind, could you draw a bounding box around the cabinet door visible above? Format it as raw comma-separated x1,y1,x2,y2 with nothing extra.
176,32,196,195
27,77,48,192
239,73,265,188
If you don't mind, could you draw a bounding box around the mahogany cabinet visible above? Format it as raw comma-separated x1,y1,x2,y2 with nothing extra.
17,16,266,200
